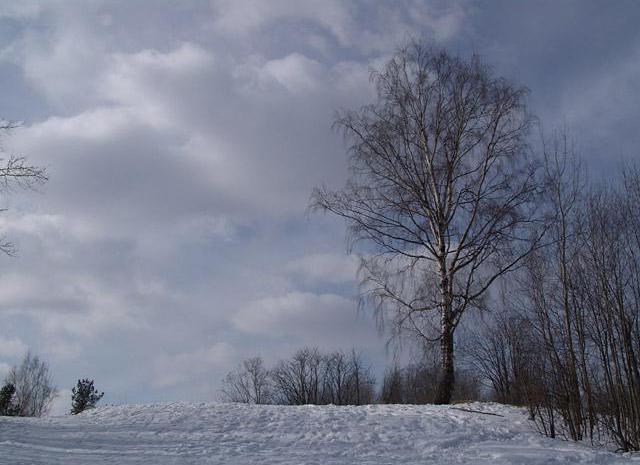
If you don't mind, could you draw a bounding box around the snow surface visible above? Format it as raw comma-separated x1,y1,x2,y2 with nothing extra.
0,402,638,464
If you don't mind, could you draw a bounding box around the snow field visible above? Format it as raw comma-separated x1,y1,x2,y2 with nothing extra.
0,402,638,464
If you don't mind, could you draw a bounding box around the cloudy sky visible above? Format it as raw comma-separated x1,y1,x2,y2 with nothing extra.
0,1,638,413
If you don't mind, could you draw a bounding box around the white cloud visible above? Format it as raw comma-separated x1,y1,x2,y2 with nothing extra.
0,335,28,358
0,2,42,19
286,253,359,285
209,0,354,45
0,272,143,340
13,10,108,110
233,291,355,337
102,43,215,125
260,53,325,93
0,362,11,380
207,0,466,53
152,342,235,388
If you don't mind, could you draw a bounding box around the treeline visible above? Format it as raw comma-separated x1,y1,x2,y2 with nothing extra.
222,348,376,406
221,347,481,406
470,150,640,451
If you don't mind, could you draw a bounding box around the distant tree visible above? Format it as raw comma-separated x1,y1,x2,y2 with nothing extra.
70,379,104,414
379,343,480,404
311,42,547,403
321,349,376,405
270,348,324,405
380,365,404,404
0,382,17,416
221,357,271,404
5,352,57,417
469,309,538,405
346,349,376,405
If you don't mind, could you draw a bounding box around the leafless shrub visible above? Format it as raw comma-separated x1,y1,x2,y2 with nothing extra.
380,345,481,404
5,352,57,417
321,349,376,405
469,310,538,405
222,348,376,406
488,138,640,451
270,347,324,405
220,356,272,404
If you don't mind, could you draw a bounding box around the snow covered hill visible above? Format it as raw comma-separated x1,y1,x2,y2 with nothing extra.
0,402,638,464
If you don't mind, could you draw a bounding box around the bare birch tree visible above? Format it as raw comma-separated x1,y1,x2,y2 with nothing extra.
311,43,546,403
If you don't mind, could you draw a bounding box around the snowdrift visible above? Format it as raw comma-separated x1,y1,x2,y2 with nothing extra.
0,402,637,464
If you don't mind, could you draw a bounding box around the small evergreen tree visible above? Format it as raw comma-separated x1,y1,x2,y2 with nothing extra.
70,379,104,415
0,382,17,416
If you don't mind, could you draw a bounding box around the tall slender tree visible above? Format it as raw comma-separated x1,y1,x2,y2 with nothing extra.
312,42,546,403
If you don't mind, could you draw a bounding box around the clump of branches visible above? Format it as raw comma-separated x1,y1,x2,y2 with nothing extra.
0,121,48,255
380,344,481,404
470,137,640,451
4,352,57,417
221,357,271,405
220,348,376,406
468,309,539,406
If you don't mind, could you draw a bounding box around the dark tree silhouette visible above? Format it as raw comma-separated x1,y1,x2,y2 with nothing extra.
312,42,546,403
0,382,17,416
71,379,104,415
